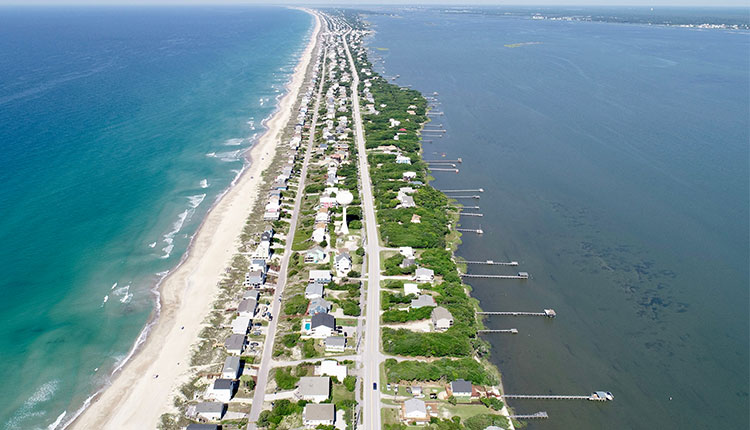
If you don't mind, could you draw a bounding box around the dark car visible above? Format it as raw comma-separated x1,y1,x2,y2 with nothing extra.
373,383,377,390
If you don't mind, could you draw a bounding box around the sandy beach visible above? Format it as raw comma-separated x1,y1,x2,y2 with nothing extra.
68,9,320,430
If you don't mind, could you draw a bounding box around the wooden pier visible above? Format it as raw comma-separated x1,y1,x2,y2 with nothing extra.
429,168,459,173
478,328,518,334
462,260,518,266
426,112,444,116
448,195,480,199
442,188,483,193
425,158,462,163
462,272,529,279
451,205,480,209
477,309,556,318
456,228,483,234
503,391,614,402
459,212,483,217
510,412,549,420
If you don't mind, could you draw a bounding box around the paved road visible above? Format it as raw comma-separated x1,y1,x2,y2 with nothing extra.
246,20,327,428
343,29,383,430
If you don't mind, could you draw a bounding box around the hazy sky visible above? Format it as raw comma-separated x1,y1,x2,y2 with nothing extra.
0,0,747,6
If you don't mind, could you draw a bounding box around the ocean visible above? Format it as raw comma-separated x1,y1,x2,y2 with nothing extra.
364,7,749,429
0,6,311,429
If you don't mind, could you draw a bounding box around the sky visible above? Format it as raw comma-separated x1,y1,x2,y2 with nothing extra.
0,0,747,6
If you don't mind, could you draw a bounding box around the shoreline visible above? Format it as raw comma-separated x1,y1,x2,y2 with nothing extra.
65,9,320,430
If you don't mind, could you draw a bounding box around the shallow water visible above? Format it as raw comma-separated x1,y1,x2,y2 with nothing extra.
366,8,749,429
0,6,311,428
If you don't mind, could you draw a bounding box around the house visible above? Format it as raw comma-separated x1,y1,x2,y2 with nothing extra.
411,386,423,397
221,356,242,379
415,267,434,283
231,316,252,335
305,283,325,299
207,379,236,403
186,424,221,430
309,270,332,284
397,195,416,208
305,246,327,263
312,227,326,243
403,283,420,296
310,313,335,338
324,336,346,352
410,294,436,309
402,398,429,423
450,379,473,398
317,359,347,382
308,297,331,316
190,402,226,422
395,154,412,164
298,376,330,403
334,252,352,276
243,290,260,301
400,257,416,269
244,270,265,287
303,403,335,427
224,334,246,355
237,298,257,317
411,214,422,223
431,306,454,331
399,247,415,259
402,171,417,180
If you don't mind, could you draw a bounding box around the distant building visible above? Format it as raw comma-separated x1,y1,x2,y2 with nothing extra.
303,403,335,427
431,306,454,331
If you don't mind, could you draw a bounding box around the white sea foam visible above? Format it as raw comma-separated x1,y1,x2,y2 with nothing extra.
160,209,189,258
112,284,132,304
148,241,157,248
199,179,209,189
223,138,244,146
48,411,66,430
4,380,59,430
110,282,117,290
101,295,108,306
187,193,206,209
205,152,216,158
215,149,242,162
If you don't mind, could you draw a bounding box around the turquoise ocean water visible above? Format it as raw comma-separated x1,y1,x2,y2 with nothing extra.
0,6,311,429
365,8,749,429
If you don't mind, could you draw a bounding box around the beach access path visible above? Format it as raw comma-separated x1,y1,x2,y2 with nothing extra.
343,27,384,430
69,9,321,430
246,10,325,429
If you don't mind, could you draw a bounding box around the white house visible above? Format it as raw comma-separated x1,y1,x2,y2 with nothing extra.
395,154,412,164
190,402,226,422
399,247,415,259
303,403,335,428
410,294,436,309
207,379,236,403
402,171,417,180
334,252,352,276
402,398,429,423
317,359,347,382
305,246,327,264
324,336,346,352
237,298,257,317
415,267,434,283
312,227,326,244
221,356,242,379
305,282,325,299
298,376,330,403
403,283,420,296
431,306,454,331
231,316,252,335
310,313,335,338
309,270,332,284
450,379,473,398
224,334,246,355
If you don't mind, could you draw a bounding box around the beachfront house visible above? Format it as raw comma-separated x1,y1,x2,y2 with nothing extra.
316,359,347,382
186,423,221,430
231,316,252,335
305,282,325,299
431,306,454,331
402,398,429,423
189,402,226,422
310,312,335,338
304,246,327,264
303,403,335,427
221,356,242,380
324,336,346,352
208,379,237,403
243,290,260,301
224,334,246,355
449,379,473,398
410,294,436,309
244,270,265,287
415,268,434,283
334,252,352,276
298,376,330,403
237,298,257,317
308,297,331,316
309,270,332,284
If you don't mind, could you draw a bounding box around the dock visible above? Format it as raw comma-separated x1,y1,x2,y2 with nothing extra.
462,260,517,266
510,412,549,420
503,391,614,402
424,158,462,163
456,228,483,234
429,168,459,173
448,195,480,199
478,329,518,334
441,188,483,193
426,112,444,116
459,213,483,217
461,272,529,279
451,205,480,209
477,309,556,318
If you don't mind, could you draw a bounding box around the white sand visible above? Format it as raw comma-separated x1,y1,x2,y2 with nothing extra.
69,10,320,430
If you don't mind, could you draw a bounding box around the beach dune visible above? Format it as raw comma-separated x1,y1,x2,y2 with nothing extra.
68,9,320,430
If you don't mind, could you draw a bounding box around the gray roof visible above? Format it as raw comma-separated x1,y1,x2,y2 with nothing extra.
309,297,331,315
305,283,324,297
404,398,427,415
224,334,246,352
335,252,351,263
325,336,346,347
195,402,226,415
411,294,436,308
298,376,330,397
415,267,434,278
311,312,335,329
432,306,453,322
451,379,472,394
243,290,260,301
222,356,241,376
304,403,335,421
186,425,220,430
213,379,236,390
238,298,257,314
